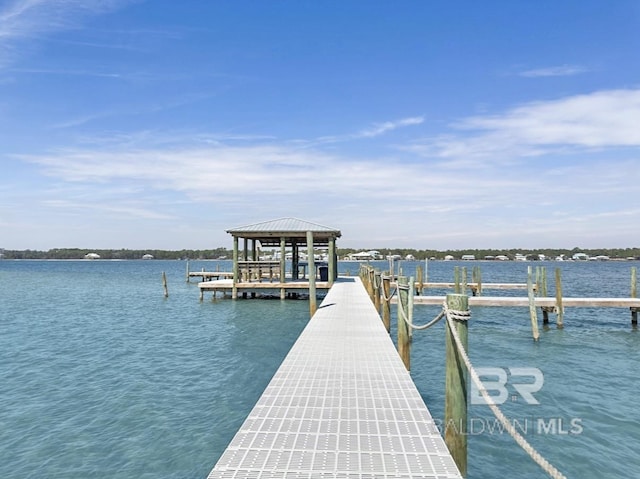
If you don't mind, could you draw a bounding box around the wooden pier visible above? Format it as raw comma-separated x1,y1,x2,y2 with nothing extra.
206,277,462,479
406,295,640,308
198,278,332,300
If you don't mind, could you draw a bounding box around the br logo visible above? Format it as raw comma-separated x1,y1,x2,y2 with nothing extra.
471,367,544,405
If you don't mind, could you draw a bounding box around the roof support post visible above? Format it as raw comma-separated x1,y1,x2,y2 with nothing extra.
328,237,336,285
232,236,239,299
307,231,317,317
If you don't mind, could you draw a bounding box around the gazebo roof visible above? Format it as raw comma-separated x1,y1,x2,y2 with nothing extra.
226,217,341,246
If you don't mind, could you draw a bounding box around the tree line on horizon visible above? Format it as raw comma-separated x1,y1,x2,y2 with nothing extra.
2,246,639,260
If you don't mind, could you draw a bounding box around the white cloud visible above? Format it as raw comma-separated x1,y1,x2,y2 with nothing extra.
519,64,588,78
0,0,134,67
313,116,424,145
405,88,640,160
356,116,424,138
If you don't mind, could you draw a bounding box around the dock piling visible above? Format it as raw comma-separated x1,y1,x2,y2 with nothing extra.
397,276,411,371
162,271,168,298
444,293,469,477
527,266,540,340
382,273,391,333
555,268,564,328
632,267,638,327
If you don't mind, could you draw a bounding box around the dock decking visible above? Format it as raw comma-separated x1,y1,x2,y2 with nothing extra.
407,295,640,308
207,277,462,479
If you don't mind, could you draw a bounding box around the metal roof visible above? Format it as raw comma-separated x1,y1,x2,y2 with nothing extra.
226,218,341,247
227,217,340,234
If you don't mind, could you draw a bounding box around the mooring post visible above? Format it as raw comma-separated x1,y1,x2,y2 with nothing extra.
408,276,415,341
374,271,381,312
185,260,190,283
397,276,411,371
555,267,564,328
454,266,461,294
162,271,168,298
527,266,540,340
368,268,376,304
461,267,467,295
541,267,551,325
444,293,469,477
416,265,423,296
631,267,638,326
382,273,391,333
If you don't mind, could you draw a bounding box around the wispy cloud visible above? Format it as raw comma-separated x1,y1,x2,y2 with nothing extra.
519,64,589,78
311,116,424,146
404,88,640,160
0,0,135,67
355,116,424,138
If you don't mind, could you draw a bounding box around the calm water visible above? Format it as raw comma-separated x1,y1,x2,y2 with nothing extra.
1,259,638,478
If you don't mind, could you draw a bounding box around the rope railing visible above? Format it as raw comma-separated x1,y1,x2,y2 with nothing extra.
365,264,567,478
397,285,446,330
443,302,567,479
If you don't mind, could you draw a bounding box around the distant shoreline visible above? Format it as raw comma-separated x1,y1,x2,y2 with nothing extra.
1,247,639,261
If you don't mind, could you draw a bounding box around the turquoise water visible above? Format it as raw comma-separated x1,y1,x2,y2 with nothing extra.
1,260,638,478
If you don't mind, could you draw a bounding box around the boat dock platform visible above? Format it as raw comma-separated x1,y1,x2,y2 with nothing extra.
408,296,640,308
206,277,462,479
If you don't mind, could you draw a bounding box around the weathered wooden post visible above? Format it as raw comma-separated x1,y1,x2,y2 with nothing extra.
454,266,461,294
527,266,540,340
382,273,391,333
555,267,564,328
408,276,415,341
461,267,467,295
368,268,376,304
397,276,411,370
416,264,424,296
232,236,239,299
307,231,317,317
374,271,381,312
445,293,469,477
162,271,169,298
185,260,190,283
632,267,638,326
538,267,551,325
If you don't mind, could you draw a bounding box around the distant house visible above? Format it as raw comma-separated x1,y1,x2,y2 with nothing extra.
84,253,100,260
349,251,375,261
444,255,455,261
142,254,154,260
572,253,589,261
461,254,475,261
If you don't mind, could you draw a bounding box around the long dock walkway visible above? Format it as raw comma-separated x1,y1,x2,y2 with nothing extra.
207,277,462,479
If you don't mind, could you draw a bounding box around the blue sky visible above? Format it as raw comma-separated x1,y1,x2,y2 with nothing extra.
1,1,639,250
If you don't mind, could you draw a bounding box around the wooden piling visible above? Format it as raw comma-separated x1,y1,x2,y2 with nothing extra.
454,267,461,294
374,271,381,312
185,260,190,282
408,276,414,341
632,267,638,326
444,293,468,477
397,276,411,371
555,267,564,328
538,267,550,325
527,266,540,340
461,267,467,296
162,271,168,298
416,265,424,295
382,273,391,333
471,266,482,296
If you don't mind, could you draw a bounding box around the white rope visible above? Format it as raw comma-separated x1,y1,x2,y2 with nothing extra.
444,304,567,479
396,284,445,330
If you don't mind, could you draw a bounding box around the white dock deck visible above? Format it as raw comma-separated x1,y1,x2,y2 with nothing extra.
207,277,462,479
